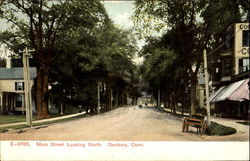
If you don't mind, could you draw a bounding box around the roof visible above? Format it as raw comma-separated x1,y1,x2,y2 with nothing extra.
0,67,37,80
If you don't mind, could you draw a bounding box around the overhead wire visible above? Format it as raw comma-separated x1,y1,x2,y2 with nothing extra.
207,28,242,57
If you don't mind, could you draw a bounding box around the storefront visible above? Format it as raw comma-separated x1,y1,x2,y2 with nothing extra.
208,78,249,118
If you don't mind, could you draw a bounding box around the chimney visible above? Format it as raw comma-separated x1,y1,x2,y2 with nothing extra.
6,57,11,68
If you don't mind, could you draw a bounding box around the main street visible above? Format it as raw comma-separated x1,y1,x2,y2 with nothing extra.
0,106,249,141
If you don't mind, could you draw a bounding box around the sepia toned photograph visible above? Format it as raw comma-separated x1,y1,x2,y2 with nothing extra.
0,0,249,160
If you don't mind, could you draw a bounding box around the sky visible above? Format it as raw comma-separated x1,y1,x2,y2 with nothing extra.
102,1,135,29
103,1,144,64
1,1,144,64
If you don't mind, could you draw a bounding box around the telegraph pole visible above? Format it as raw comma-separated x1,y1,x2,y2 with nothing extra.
203,49,211,125
97,81,100,114
158,89,160,107
19,47,34,127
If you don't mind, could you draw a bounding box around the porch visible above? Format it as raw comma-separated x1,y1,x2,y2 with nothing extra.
0,92,25,115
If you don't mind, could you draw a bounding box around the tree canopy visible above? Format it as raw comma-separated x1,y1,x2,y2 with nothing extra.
134,0,248,114
0,0,139,117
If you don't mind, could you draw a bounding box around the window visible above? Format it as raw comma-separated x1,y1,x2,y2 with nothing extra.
242,30,250,47
239,58,250,73
225,35,232,49
15,82,24,91
222,58,232,77
16,94,23,107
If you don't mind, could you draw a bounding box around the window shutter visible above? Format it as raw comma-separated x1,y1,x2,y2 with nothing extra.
15,82,17,91
22,82,25,90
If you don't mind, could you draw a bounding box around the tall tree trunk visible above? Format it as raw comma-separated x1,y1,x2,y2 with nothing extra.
163,92,166,108
170,95,172,112
36,67,43,119
121,91,124,106
97,81,100,114
172,93,176,114
106,86,110,110
42,66,49,118
115,89,118,107
181,95,184,117
110,88,113,110
157,89,160,107
60,101,64,115
36,66,49,119
190,78,197,115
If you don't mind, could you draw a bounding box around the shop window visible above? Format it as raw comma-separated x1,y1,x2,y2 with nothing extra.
242,30,250,47
239,58,249,73
15,82,24,91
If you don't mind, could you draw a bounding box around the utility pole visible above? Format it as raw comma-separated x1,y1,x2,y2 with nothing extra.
203,49,211,125
97,81,100,114
158,89,160,107
110,89,113,110
19,47,34,127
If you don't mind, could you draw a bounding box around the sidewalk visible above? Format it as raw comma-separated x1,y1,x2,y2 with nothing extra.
164,108,189,116
0,111,86,128
163,108,248,133
210,116,249,133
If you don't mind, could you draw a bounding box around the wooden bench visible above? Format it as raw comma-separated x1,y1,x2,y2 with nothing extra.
182,114,207,135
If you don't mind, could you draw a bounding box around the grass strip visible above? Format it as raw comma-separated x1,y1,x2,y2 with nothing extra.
0,108,115,133
0,114,86,133
236,121,250,126
0,115,62,124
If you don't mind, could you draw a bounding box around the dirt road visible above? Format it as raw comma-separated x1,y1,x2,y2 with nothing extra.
0,106,249,141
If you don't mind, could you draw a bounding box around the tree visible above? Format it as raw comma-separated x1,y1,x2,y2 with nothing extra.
47,17,139,113
139,36,188,113
0,0,109,118
134,0,248,114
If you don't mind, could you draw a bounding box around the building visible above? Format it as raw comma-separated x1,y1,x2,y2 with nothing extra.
0,58,37,114
234,23,249,75
210,23,249,84
196,72,206,109
208,22,249,118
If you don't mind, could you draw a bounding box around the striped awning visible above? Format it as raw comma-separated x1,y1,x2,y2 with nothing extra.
209,79,249,103
227,79,249,101
207,86,226,103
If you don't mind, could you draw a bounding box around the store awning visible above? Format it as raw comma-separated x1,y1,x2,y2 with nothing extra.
216,79,245,102
207,86,226,103
210,79,248,103
227,79,249,101
210,85,231,103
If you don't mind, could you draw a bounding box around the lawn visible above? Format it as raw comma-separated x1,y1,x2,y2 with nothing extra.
0,115,61,124
0,115,27,124
0,114,87,133
0,109,106,133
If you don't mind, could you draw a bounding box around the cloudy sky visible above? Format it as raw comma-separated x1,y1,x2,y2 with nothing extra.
103,1,144,64
102,1,135,29
1,1,144,63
